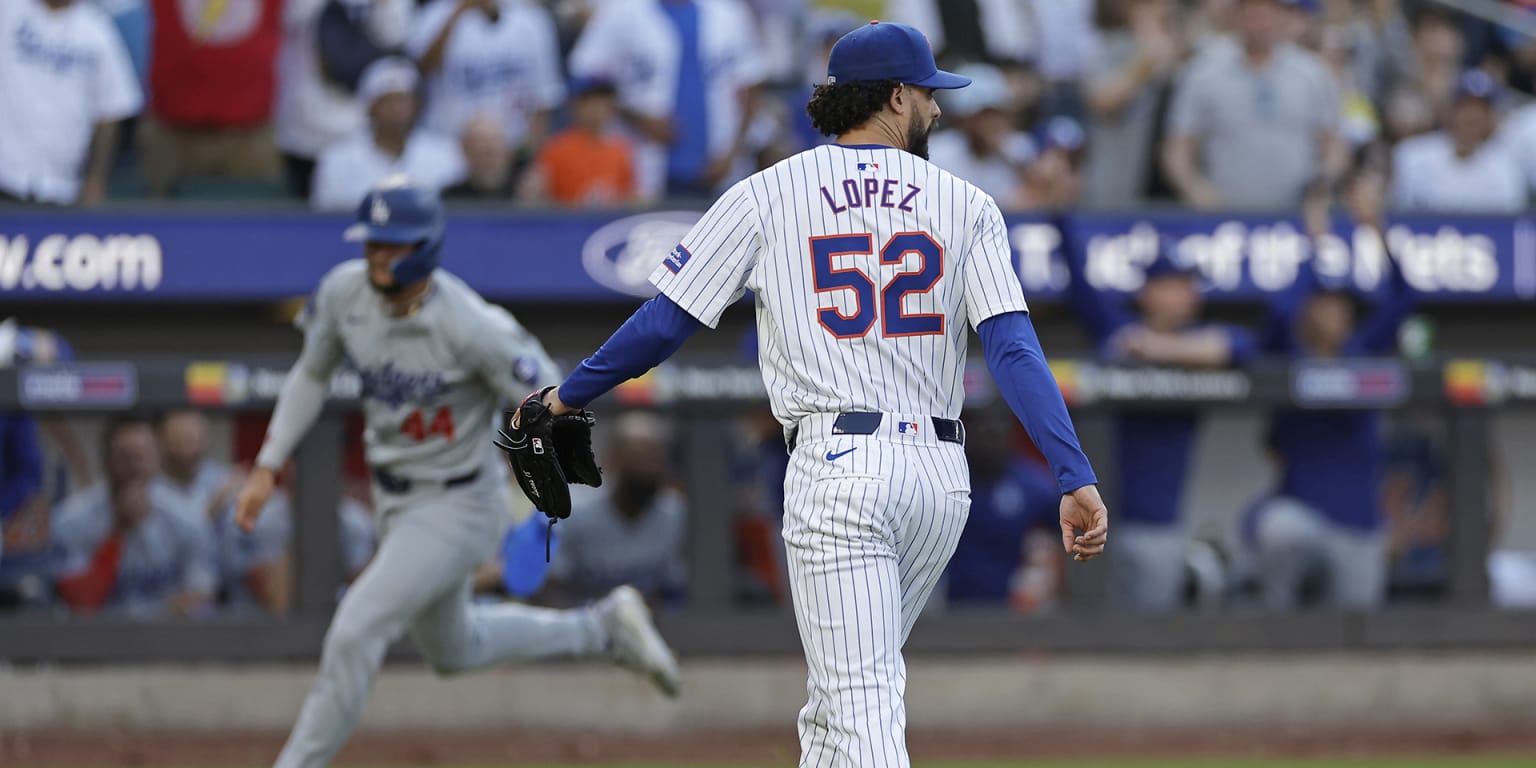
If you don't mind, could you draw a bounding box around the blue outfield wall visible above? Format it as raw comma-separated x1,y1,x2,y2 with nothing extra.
0,207,1532,303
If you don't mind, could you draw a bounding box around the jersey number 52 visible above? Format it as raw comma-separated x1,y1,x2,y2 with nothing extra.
810,232,944,339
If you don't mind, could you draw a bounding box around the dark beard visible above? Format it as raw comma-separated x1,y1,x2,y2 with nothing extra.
614,477,661,518
906,113,931,160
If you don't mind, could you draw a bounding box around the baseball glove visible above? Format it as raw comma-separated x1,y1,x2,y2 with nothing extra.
494,386,603,520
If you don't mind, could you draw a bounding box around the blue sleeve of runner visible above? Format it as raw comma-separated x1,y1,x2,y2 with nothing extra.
978,311,1098,494
560,294,704,408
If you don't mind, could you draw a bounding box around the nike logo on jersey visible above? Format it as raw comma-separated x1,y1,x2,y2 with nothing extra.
825,448,857,461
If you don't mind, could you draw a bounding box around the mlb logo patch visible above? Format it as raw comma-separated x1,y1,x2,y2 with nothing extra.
664,244,693,274
857,162,880,171
897,421,919,434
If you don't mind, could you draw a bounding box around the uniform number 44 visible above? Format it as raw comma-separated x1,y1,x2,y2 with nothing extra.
401,406,454,442
810,232,944,339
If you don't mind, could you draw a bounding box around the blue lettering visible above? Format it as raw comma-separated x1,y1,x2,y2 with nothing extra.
357,362,448,408
899,184,922,213
15,22,97,75
820,186,847,215
453,58,527,94
842,180,863,208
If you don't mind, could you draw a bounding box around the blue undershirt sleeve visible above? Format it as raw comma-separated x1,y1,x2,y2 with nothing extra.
559,294,705,408
978,311,1098,494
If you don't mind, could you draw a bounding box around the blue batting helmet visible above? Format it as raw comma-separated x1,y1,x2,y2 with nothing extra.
343,175,445,287
1143,237,1201,281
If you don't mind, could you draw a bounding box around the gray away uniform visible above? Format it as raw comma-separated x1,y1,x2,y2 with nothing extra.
255,261,610,768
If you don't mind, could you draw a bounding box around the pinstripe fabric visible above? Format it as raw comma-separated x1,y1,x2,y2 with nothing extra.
649,144,1029,424
782,430,969,768
647,143,1026,767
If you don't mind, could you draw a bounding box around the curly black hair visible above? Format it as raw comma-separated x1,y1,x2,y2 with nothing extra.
806,79,902,137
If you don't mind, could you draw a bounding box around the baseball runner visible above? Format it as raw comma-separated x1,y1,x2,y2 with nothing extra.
234,177,680,768
496,22,1107,767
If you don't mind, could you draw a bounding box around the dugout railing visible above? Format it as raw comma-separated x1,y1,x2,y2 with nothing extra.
0,356,1533,662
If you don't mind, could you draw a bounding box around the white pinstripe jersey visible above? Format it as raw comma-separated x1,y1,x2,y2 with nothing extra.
649,144,1029,426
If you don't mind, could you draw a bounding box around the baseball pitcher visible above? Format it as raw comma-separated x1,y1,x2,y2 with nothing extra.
495,22,1108,768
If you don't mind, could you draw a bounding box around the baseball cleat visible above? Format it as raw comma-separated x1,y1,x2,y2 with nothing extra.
598,585,681,698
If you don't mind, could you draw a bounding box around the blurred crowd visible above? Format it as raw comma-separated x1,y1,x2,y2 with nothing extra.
4,286,1528,620
0,342,377,617
3,0,1536,621
6,0,1536,213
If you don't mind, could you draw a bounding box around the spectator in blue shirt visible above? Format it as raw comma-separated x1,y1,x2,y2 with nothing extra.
1058,220,1257,612
945,407,1062,612
1245,166,1415,611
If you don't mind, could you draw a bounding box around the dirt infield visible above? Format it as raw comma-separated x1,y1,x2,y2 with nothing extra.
5,725,1536,766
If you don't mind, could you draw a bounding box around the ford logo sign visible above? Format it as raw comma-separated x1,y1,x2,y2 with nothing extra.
581,211,702,298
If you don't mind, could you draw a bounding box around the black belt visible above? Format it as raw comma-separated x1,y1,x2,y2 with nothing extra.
372,466,480,494
787,412,965,452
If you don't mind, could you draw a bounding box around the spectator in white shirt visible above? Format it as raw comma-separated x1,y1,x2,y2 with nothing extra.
310,57,466,211
274,0,412,199
882,0,1038,66
1494,79,1536,199
927,63,1035,209
569,0,767,199
1027,0,1101,118
407,0,565,154
1391,70,1525,214
0,0,142,205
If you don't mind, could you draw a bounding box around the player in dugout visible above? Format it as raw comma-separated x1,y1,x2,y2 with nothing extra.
1056,219,1259,613
1244,156,1418,611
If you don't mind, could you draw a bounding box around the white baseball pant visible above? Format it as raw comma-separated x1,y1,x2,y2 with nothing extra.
780,412,971,768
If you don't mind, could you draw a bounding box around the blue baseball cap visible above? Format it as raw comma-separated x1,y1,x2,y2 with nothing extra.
570,76,618,98
1454,69,1502,103
827,21,971,90
1143,239,1201,281
1276,0,1320,13
1038,115,1086,152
